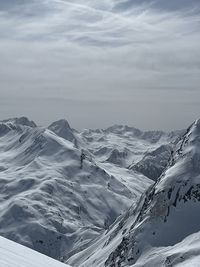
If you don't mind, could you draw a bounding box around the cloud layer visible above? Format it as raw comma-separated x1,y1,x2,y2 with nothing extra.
0,0,200,130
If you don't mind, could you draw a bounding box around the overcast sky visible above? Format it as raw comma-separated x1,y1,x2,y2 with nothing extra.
0,0,200,130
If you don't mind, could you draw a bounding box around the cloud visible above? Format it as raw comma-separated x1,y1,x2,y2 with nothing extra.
0,0,200,129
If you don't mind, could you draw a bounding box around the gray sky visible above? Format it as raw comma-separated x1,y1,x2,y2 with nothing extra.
0,0,200,130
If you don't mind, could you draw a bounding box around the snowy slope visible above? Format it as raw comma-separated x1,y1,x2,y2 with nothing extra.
131,231,200,267
0,236,71,267
0,117,153,262
68,119,200,267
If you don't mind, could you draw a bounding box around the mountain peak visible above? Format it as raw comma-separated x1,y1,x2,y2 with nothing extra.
1,116,37,128
193,118,200,133
49,119,71,129
0,117,37,137
48,119,75,142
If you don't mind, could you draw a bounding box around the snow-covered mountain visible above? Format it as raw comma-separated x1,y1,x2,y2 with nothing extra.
0,236,71,267
4,116,200,267
68,119,200,267
0,117,160,262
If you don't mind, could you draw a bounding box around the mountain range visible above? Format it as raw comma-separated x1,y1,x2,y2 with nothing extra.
1,117,200,266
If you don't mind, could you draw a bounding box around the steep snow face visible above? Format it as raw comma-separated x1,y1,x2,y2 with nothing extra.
69,119,200,267
0,236,71,267
0,118,152,262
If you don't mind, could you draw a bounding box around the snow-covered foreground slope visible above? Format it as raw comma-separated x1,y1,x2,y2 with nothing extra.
0,236,71,267
68,119,200,267
0,117,155,262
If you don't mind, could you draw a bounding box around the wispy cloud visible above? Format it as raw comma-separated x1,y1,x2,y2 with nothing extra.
0,0,200,129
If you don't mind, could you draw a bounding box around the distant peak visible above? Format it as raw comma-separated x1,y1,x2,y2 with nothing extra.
1,117,37,128
105,124,140,133
48,119,71,130
48,119,75,142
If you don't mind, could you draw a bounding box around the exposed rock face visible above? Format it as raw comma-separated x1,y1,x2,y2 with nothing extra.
129,144,173,181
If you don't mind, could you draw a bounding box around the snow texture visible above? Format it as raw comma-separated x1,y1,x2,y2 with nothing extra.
0,236,71,267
